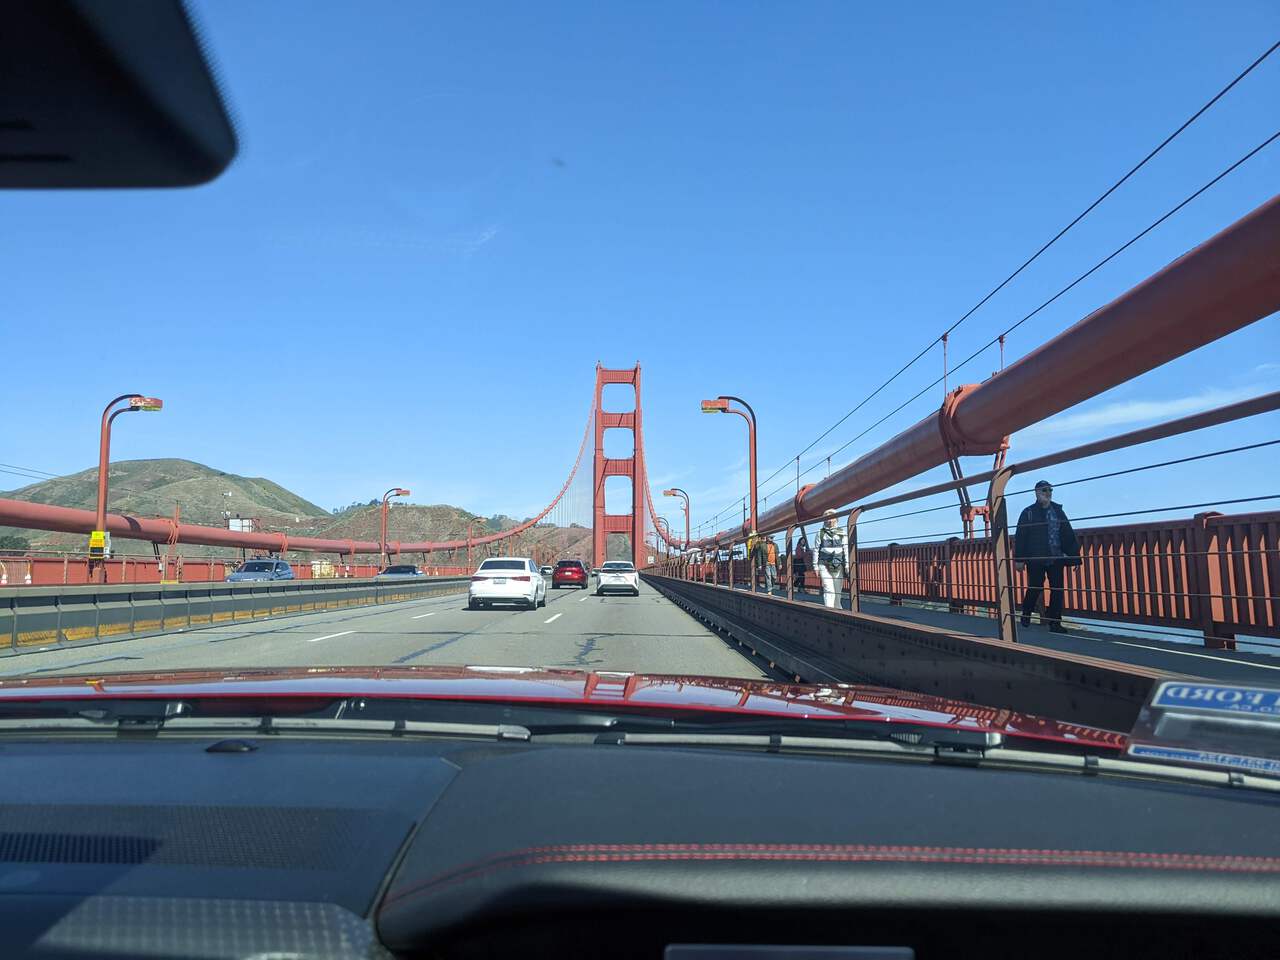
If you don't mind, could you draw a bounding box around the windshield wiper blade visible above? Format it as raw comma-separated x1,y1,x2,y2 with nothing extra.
596,716,1002,753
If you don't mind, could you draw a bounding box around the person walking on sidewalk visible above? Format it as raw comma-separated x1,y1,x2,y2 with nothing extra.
812,509,849,609
1015,480,1080,633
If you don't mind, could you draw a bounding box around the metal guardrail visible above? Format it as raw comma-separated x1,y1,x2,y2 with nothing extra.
0,576,470,655
643,572,1165,732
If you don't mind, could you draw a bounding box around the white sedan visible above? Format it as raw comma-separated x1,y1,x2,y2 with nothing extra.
595,560,640,597
468,557,547,610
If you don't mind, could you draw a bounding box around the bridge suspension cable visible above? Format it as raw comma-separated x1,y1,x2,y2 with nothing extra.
742,38,1280,508
753,126,1280,509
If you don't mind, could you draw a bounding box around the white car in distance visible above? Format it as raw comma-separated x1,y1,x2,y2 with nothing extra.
595,560,640,597
468,557,547,610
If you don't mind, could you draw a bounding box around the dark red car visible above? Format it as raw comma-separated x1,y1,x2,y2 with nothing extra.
552,558,589,589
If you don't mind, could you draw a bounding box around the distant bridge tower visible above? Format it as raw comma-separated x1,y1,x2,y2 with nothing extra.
592,364,646,568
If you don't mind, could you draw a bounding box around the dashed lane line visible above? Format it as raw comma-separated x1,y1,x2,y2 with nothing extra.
307,630,356,643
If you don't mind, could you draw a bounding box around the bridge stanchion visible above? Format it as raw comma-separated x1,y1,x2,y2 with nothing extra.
987,466,1019,644
845,508,862,614
785,525,795,602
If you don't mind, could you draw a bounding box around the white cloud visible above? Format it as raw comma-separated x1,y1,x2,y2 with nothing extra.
1015,385,1269,445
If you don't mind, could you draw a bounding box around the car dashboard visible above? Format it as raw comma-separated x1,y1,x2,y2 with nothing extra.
0,729,1276,959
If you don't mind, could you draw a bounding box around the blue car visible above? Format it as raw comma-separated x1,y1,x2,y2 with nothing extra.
226,559,295,582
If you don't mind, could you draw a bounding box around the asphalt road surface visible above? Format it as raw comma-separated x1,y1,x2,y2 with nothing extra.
0,581,769,681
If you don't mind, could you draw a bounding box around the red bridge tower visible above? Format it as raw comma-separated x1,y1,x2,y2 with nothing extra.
592,364,646,568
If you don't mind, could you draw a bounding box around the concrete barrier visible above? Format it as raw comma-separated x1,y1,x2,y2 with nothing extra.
644,573,1168,732
0,576,470,655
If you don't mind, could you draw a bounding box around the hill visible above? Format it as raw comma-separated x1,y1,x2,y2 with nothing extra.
308,505,592,562
1,459,328,526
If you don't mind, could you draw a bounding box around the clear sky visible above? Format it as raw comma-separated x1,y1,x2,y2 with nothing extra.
3,1,1278,544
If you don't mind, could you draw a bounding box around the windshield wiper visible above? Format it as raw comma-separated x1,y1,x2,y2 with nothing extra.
0,700,532,741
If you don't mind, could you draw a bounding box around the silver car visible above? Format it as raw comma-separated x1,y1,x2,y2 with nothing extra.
375,564,427,581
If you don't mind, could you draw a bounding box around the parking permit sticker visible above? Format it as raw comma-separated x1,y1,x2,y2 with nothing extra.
1129,744,1280,777
1128,680,1280,779
1152,683,1280,718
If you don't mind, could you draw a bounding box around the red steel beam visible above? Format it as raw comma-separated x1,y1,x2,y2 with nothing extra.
697,192,1280,546
0,409,596,558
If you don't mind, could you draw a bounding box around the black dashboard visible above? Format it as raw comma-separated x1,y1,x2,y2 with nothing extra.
1,732,1277,959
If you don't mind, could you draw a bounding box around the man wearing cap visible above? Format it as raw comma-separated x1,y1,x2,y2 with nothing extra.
1014,480,1080,633
812,509,849,609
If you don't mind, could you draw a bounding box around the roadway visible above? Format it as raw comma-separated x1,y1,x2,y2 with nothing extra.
0,581,770,681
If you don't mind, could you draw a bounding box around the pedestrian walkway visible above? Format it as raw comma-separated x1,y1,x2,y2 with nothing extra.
720,580,1280,684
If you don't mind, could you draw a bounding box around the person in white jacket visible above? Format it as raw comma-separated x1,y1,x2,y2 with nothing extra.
812,508,848,609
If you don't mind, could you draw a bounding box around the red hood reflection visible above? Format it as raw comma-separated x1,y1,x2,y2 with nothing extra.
0,665,1126,749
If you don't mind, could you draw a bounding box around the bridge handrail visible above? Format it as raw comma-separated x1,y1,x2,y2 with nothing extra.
659,390,1280,647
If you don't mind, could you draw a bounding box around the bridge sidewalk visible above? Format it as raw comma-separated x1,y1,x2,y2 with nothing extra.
719,582,1280,684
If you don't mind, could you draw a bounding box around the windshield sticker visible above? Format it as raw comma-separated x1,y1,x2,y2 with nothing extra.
1152,683,1280,718
1128,744,1280,777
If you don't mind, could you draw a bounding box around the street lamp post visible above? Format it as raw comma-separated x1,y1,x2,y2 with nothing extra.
93,393,163,581
663,487,690,550
655,517,672,559
380,487,410,568
701,395,758,534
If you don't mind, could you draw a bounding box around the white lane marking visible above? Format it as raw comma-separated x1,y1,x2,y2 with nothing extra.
1107,639,1280,671
578,595,590,602
307,630,355,643
411,612,437,619
544,613,563,624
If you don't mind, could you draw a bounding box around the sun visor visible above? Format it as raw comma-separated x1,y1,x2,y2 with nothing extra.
0,0,237,187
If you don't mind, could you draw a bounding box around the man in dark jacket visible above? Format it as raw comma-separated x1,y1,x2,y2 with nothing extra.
1014,480,1079,632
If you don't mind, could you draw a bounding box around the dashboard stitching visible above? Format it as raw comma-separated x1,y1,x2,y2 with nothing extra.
382,843,1280,910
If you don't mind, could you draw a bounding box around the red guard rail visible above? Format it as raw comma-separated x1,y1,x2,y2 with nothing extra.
674,509,1278,648
0,553,473,587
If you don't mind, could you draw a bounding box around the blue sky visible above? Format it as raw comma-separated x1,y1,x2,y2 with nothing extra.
3,1,1278,544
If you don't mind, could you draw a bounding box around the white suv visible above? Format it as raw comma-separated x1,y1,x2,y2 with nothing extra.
468,557,547,610
595,560,640,597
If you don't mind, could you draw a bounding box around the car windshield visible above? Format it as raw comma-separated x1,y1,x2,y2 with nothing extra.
3,3,1277,790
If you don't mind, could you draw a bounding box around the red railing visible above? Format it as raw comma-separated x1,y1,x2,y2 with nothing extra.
0,552,473,587
681,509,1278,644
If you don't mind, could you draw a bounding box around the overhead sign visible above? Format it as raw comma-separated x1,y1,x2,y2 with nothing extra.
1127,680,1280,779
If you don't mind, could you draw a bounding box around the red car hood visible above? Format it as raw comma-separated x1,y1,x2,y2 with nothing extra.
0,664,1126,749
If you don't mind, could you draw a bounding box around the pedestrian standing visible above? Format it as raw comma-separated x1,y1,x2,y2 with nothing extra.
1015,480,1080,633
812,509,849,609
764,537,778,592
792,529,810,594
